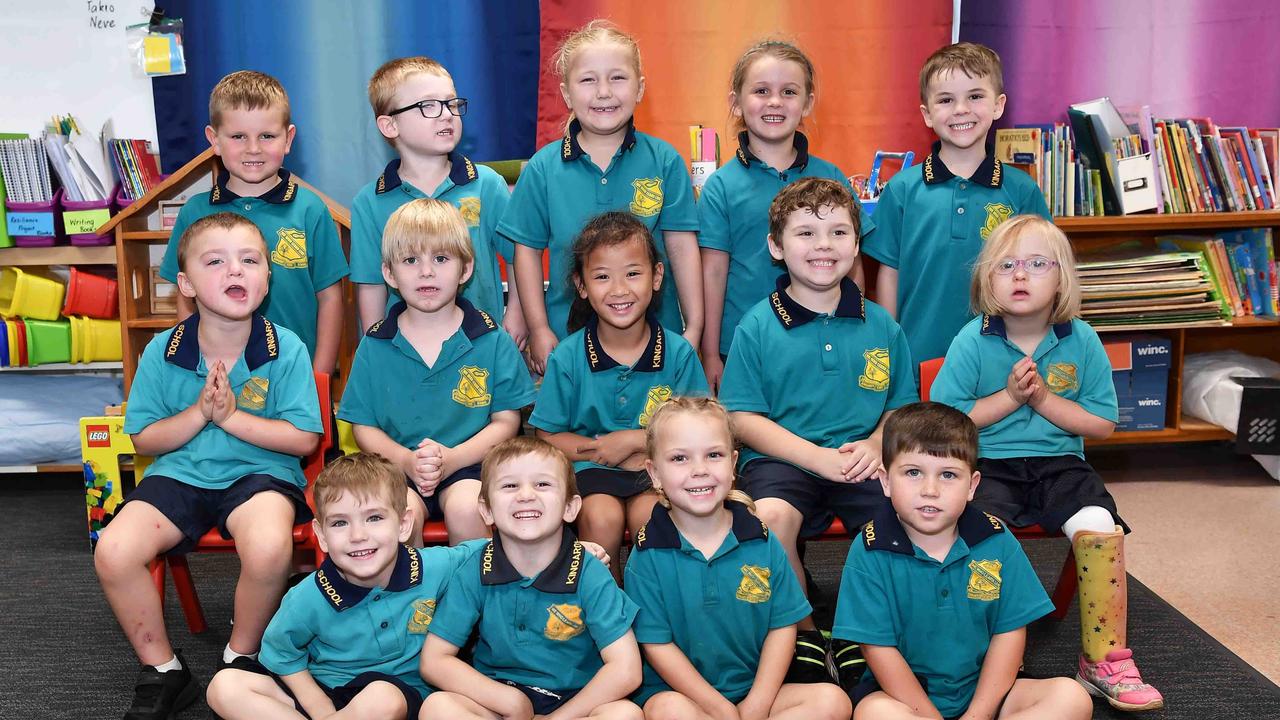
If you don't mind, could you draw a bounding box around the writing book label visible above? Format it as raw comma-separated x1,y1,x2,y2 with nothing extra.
64,209,112,235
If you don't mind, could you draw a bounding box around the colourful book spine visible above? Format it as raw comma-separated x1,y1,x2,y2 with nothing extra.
1212,238,1246,316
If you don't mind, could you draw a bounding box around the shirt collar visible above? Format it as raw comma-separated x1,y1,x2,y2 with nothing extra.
561,118,638,161
366,297,498,341
633,500,767,551
734,130,810,170
375,153,479,194
862,499,1006,557
582,314,665,372
768,274,866,330
479,529,585,594
921,141,1003,188
313,544,424,611
979,314,1073,340
210,169,298,205
162,312,280,372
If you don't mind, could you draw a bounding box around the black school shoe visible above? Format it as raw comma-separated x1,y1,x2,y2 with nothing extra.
785,629,836,684
123,650,201,719
831,638,867,690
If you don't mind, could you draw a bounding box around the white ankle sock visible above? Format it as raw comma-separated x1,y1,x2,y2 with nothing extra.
154,654,182,672
222,645,257,664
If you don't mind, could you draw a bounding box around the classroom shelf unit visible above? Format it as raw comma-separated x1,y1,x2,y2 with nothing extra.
98,148,356,396
1060,210,1280,446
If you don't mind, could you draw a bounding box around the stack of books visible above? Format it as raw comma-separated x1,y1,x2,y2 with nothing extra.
997,97,1280,216
1157,229,1278,320
994,124,1076,216
1076,248,1229,330
110,138,162,201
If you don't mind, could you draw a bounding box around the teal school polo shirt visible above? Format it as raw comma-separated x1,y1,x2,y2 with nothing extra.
497,120,699,337
123,313,322,490
697,132,876,356
260,541,484,695
160,170,350,358
337,299,536,450
861,144,1051,365
832,502,1054,718
719,277,918,468
349,155,513,322
930,315,1118,459
529,315,708,472
428,531,639,691
624,501,810,703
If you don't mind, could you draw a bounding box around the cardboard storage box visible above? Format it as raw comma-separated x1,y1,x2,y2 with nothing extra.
1104,334,1172,431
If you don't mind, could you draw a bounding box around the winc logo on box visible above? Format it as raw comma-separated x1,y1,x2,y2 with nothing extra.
1136,345,1169,356
85,425,111,448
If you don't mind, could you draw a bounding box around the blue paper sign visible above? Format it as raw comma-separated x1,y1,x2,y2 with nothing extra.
6,211,55,237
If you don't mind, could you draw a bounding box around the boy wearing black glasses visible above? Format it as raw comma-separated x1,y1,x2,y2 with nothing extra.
351,57,523,340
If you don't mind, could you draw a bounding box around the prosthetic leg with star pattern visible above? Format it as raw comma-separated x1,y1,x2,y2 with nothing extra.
1072,526,1164,712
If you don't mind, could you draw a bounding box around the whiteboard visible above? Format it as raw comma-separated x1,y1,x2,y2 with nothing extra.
1,0,158,143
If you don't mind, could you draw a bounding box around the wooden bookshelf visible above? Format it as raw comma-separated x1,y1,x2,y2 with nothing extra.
1059,210,1280,446
0,245,116,266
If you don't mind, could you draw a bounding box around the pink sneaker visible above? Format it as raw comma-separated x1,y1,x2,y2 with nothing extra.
1077,649,1165,711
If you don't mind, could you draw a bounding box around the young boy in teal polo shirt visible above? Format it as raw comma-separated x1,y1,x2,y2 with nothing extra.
207,453,484,720
720,177,917,684
863,43,1050,367
160,70,349,373
420,437,642,720
339,198,535,546
351,57,520,338
96,213,323,720
833,402,1092,720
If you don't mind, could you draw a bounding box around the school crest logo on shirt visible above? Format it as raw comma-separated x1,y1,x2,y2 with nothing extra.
630,177,663,217
271,227,308,269
967,559,1003,601
545,603,586,641
858,348,891,392
1045,363,1079,394
452,366,492,408
980,203,1013,239
736,565,772,604
408,598,436,634
637,385,673,427
457,197,482,228
237,376,269,411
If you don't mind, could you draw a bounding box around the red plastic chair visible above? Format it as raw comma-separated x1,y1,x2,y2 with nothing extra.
919,357,1075,620
151,371,333,634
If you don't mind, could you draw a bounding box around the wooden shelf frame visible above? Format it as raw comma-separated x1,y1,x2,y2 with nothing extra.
1059,210,1280,446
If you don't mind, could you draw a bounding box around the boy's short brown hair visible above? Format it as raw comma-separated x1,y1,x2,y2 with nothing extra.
767,177,861,246
209,70,291,128
313,452,408,523
479,436,578,508
368,57,453,118
176,212,267,273
918,42,1004,103
381,198,474,267
882,402,978,471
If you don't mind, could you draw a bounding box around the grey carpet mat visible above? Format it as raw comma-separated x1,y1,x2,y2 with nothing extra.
2,476,1276,719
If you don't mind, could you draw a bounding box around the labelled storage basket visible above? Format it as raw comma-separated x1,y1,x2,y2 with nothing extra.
5,188,64,247
24,319,71,365
61,267,119,319
70,316,122,363
62,188,118,246
0,266,66,320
